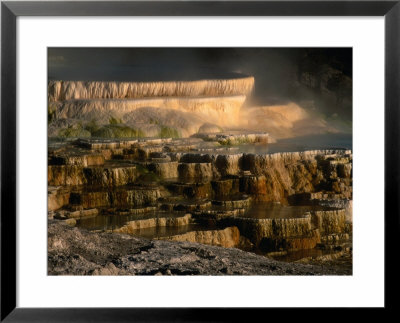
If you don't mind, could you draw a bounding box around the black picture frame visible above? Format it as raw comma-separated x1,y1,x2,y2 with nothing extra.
1,1,398,321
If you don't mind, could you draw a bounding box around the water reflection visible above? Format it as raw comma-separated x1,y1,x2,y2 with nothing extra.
76,202,336,232
120,223,216,240
75,202,343,263
77,211,185,232
242,203,335,219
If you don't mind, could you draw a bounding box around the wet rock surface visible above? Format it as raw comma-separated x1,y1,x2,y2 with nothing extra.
113,214,192,233
159,226,241,248
48,220,351,275
48,137,353,275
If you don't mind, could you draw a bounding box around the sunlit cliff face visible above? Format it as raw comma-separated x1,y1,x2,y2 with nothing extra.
48,76,256,137
48,77,341,139
48,68,348,140
48,77,255,101
48,48,352,140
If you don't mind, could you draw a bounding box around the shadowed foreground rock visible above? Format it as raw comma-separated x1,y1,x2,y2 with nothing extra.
48,221,351,275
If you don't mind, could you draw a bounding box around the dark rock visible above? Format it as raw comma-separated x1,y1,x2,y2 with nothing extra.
48,220,351,275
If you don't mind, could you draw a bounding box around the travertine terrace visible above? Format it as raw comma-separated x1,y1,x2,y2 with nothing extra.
48,75,255,138
48,135,353,274
48,68,352,275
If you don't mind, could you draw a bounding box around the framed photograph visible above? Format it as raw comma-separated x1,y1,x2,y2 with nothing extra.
1,0,398,321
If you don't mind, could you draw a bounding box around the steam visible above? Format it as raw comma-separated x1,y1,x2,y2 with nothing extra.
240,103,339,140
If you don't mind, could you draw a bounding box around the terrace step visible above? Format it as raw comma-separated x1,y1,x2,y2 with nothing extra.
165,182,213,199
113,213,192,233
49,151,105,166
144,161,179,179
212,195,252,209
48,162,138,187
259,229,321,252
178,162,217,181
54,208,99,220
158,226,241,248
48,186,71,212
69,185,167,209
158,198,212,212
